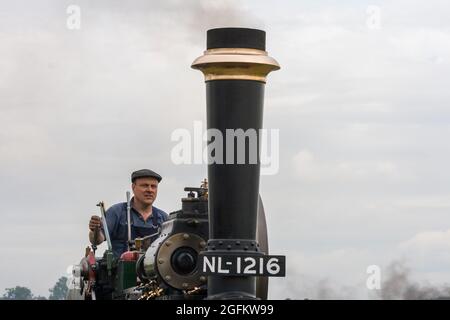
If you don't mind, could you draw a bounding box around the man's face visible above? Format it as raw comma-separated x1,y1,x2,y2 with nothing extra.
132,177,159,206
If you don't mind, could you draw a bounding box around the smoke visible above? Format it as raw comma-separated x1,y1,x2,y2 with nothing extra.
272,258,450,300
180,0,264,44
189,1,262,26
282,276,358,300
379,260,450,300
271,267,359,300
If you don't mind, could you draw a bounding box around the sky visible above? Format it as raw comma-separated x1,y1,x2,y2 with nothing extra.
1,0,450,299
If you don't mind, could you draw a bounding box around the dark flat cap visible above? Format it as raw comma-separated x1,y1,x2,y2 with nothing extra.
131,169,162,183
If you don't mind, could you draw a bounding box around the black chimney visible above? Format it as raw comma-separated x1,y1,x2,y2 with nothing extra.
192,27,280,299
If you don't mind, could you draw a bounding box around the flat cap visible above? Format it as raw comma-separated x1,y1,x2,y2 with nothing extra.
131,169,162,183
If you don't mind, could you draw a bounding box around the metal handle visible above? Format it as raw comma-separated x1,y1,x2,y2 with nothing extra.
126,191,132,250
96,201,112,251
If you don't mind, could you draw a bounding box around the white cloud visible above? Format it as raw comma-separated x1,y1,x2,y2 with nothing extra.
292,149,400,182
394,196,450,210
399,229,450,252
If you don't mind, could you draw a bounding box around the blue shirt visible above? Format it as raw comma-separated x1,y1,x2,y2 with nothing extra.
102,201,168,257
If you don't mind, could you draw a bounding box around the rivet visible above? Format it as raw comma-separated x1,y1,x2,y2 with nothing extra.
158,259,164,264
183,233,189,240
182,283,189,288
200,276,207,282
165,241,172,247
165,275,171,281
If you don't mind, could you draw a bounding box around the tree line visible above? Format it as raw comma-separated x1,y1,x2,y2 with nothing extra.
1,276,68,300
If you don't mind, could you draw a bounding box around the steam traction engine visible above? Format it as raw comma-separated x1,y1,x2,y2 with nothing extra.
69,27,286,300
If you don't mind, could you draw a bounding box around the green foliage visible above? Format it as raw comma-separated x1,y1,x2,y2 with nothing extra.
2,275,69,300
48,276,68,300
2,286,33,300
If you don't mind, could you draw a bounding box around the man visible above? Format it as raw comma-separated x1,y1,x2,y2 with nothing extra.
88,169,168,257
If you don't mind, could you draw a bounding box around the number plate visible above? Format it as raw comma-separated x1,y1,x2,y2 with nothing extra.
198,253,286,277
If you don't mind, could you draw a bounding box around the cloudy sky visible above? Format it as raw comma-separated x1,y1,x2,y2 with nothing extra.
1,0,450,299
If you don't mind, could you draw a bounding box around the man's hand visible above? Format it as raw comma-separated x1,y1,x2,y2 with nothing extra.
89,215,102,231
89,215,105,245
